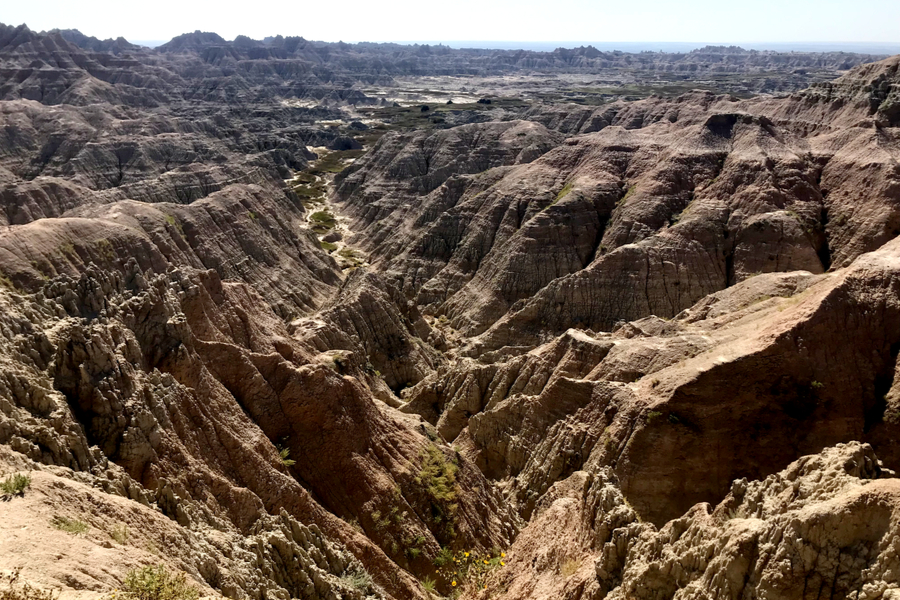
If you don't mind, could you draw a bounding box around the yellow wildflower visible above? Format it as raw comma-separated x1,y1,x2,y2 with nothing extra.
501,561,505,566
501,552,506,557
451,581,457,587
464,552,469,557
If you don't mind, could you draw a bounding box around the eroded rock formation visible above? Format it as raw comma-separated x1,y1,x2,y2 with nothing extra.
0,22,899,600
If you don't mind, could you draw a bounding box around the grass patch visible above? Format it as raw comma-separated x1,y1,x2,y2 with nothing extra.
50,516,89,535
0,273,16,291
0,473,31,497
560,558,580,578
320,241,338,252
311,150,365,175
120,565,199,600
293,182,327,200
554,182,574,204
310,211,337,234
278,447,296,467
110,523,129,544
292,171,317,184
617,186,636,207
337,246,366,268
338,569,373,591
422,577,436,594
163,214,184,235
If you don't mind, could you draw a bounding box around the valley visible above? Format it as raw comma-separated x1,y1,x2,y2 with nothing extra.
0,21,899,600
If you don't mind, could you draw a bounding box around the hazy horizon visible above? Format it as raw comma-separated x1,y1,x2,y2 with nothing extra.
4,0,899,49
121,39,900,55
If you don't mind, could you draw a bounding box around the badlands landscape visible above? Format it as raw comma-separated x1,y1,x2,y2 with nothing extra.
1,21,900,600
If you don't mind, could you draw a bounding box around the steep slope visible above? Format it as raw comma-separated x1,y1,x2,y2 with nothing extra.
337,58,900,348
404,231,900,525
478,442,900,600
0,260,516,599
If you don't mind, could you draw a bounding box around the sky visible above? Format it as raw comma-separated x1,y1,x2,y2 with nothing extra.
3,0,900,48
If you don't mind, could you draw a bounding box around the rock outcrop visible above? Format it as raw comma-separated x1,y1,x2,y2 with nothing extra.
405,232,900,526
478,442,900,600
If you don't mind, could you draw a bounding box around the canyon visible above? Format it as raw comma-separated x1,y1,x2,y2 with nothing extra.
0,22,899,600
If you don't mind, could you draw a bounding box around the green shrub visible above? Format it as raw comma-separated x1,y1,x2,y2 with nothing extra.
50,516,89,535
0,473,31,497
120,565,199,600
416,445,458,504
433,546,454,567
278,447,296,467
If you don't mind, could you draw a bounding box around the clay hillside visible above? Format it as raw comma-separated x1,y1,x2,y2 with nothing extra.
0,20,900,600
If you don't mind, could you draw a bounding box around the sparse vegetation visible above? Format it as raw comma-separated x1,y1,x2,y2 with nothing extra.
342,516,364,533
433,546,454,567
50,516,89,535
338,569,373,591
422,577,437,594
163,214,184,235
554,181,574,204
724,505,749,521
646,410,664,423
416,444,458,505
0,273,15,290
337,246,366,268
110,523,129,544
617,186,636,206
278,447,296,467
435,549,507,594
0,473,31,497
310,150,365,175
96,238,116,261
415,444,459,540
310,210,338,235
560,557,581,578
1,569,59,600
119,565,199,600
